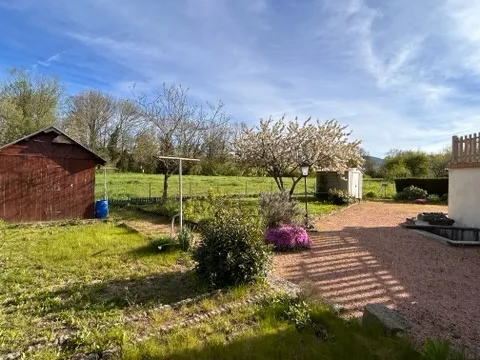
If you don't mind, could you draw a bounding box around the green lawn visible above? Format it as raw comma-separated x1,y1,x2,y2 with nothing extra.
96,172,395,199
0,221,261,359
362,178,396,198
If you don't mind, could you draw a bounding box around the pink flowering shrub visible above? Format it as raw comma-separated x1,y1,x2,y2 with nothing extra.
265,226,312,250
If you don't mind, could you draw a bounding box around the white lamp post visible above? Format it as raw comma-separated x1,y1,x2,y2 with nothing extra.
300,161,310,226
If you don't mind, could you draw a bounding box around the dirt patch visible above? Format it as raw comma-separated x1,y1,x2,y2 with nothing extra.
274,201,480,353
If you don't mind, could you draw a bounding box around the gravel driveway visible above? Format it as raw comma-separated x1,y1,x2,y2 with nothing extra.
274,201,480,353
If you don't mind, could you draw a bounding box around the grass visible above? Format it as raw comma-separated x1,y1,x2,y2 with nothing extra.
96,172,396,199
362,178,396,198
120,296,421,360
137,196,342,224
0,220,265,359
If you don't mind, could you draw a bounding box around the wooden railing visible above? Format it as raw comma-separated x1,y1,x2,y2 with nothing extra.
451,134,480,165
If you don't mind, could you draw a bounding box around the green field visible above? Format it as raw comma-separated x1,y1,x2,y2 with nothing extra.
96,172,396,199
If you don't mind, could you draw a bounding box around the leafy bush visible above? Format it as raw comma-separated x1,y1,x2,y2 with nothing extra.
183,198,214,223
328,188,355,205
402,185,428,200
394,178,448,196
259,192,304,227
394,185,428,202
393,191,409,202
265,226,312,251
365,191,377,199
158,199,179,218
193,208,272,289
284,299,312,331
426,194,441,203
441,193,448,202
177,227,194,252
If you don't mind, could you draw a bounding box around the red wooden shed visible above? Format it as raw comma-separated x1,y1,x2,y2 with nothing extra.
0,126,106,223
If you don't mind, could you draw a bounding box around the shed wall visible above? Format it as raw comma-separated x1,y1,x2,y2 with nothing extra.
0,132,97,222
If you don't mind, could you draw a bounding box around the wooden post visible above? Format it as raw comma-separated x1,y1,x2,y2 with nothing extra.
452,136,458,164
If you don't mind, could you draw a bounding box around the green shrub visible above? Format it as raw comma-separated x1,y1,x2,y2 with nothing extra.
426,194,441,203
393,191,409,202
158,199,179,218
259,192,304,227
177,227,194,252
183,198,214,223
403,185,428,199
441,193,448,202
394,185,428,202
365,191,377,199
193,208,272,289
328,188,355,205
394,178,448,196
284,299,312,331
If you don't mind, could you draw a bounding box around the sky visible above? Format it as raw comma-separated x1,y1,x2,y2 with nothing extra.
1,0,480,157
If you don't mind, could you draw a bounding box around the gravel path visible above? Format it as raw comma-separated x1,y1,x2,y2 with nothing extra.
274,201,480,353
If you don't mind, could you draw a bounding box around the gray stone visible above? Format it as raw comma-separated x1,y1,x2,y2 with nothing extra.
101,349,118,359
362,303,411,335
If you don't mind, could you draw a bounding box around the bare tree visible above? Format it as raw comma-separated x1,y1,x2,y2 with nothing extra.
63,91,117,153
136,83,230,201
236,116,363,197
0,68,61,144
107,99,143,167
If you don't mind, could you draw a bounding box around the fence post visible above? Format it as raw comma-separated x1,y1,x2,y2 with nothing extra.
452,136,458,163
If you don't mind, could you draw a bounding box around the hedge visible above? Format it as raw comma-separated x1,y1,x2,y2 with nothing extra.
394,178,448,196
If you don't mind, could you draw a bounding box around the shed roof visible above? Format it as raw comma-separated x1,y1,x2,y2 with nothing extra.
0,126,106,165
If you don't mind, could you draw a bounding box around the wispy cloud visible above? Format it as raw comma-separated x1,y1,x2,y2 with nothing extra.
2,0,480,156
35,50,67,68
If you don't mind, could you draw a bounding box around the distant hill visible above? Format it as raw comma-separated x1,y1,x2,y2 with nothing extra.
363,155,384,168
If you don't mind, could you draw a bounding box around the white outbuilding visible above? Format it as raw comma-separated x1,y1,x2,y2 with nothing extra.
315,168,363,199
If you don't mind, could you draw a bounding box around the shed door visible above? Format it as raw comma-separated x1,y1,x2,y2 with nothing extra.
351,172,360,198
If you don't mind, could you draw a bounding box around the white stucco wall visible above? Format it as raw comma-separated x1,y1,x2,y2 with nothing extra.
448,167,480,227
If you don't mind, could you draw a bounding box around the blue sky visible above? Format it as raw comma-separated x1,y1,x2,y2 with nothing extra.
1,0,480,157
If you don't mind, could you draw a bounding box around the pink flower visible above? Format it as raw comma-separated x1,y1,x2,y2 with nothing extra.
265,226,312,250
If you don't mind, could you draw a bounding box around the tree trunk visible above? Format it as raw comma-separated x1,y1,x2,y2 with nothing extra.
273,176,288,193
288,175,304,198
162,173,170,202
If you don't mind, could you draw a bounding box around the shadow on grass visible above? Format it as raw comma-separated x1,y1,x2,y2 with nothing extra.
128,238,180,258
123,315,421,360
35,270,207,315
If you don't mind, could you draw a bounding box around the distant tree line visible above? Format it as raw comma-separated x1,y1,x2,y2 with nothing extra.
362,148,450,179
0,68,364,198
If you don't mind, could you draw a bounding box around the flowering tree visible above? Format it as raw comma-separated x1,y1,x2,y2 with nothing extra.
235,116,363,196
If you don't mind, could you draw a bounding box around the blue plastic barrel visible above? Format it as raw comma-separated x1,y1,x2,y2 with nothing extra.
95,200,109,219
